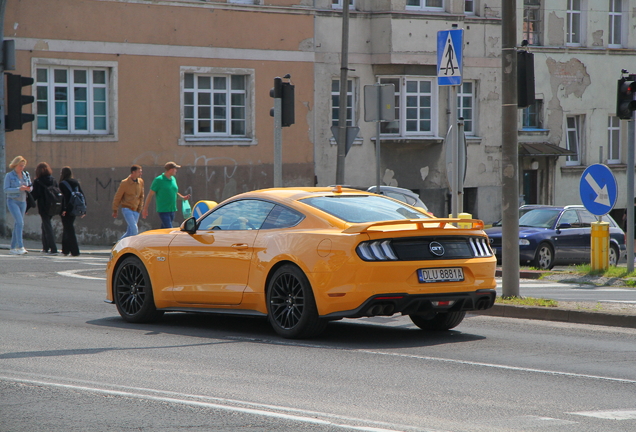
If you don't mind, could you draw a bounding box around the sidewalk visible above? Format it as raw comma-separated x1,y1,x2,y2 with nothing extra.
0,237,111,256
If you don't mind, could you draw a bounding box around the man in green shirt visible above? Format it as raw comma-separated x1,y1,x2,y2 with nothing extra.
142,162,191,228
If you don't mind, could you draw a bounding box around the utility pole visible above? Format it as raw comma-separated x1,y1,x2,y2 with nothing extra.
335,0,350,185
501,0,520,297
0,0,7,237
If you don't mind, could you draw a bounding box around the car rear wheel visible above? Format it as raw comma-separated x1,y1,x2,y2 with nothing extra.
609,244,619,267
114,256,164,323
532,243,554,270
267,264,327,339
409,311,466,331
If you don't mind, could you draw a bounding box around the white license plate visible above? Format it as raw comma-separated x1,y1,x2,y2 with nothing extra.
417,267,464,283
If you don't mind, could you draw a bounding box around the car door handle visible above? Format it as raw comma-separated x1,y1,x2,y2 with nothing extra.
232,243,249,250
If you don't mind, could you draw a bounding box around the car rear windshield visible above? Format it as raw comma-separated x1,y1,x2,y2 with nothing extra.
301,195,430,223
518,209,561,228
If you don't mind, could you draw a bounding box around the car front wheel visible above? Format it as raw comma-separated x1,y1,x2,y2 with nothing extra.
267,264,327,339
532,243,555,270
609,244,619,267
113,256,164,323
410,311,466,331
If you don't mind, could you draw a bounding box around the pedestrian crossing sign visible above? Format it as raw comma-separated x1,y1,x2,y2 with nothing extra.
437,29,463,86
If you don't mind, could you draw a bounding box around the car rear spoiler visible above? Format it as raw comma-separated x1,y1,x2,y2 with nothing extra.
342,218,485,234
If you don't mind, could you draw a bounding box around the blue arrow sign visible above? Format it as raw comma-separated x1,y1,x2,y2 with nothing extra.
579,164,618,216
437,29,463,86
193,200,218,219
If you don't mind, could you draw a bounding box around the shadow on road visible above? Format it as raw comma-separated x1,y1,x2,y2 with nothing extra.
85,312,486,350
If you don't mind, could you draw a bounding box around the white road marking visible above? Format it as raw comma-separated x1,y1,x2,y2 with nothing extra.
56,269,106,281
227,336,636,385
0,374,440,432
570,409,636,420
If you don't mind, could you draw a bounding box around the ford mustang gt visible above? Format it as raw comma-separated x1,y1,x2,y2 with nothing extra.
106,187,496,338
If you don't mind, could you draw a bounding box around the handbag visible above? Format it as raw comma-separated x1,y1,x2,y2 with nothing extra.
182,199,192,219
25,191,36,212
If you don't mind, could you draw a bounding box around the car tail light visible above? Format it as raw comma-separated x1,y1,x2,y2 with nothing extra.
357,240,398,261
469,237,493,257
432,300,455,307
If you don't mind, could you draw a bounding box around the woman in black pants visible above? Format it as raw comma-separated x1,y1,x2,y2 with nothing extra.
59,167,84,257
31,162,59,255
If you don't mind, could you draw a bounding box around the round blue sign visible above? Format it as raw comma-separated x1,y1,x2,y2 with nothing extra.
579,164,618,216
192,200,218,219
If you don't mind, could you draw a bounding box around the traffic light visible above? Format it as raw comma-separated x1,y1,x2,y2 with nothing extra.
616,76,636,120
280,82,294,127
517,50,535,108
5,73,35,131
269,76,294,127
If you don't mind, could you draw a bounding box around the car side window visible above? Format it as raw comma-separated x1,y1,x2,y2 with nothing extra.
198,200,275,231
577,210,597,227
559,210,580,228
261,205,305,229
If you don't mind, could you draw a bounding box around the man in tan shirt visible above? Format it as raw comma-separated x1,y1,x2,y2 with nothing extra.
112,165,145,239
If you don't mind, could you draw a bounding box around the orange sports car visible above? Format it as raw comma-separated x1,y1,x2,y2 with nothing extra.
105,187,496,338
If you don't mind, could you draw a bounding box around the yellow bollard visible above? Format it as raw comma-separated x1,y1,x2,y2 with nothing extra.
590,221,610,271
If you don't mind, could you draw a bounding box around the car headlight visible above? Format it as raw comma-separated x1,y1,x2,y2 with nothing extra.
519,239,530,246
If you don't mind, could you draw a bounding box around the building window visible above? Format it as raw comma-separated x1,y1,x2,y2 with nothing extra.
332,0,354,8
457,81,475,134
565,115,582,165
566,0,581,46
522,99,542,129
228,0,256,4
331,79,355,127
405,0,444,11
464,0,474,14
608,0,624,47
183,73,247,138
36,66,109,134
607,115,621,164
379,77,437,136
523,0,541,46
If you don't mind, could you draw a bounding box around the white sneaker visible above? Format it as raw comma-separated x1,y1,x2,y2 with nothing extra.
9,249,20,255
19,248,28,254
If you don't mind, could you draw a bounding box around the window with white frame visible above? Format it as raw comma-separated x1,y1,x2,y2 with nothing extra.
36,66,109,134
183,72,247,137
332,0,354,8
565,115,582,165
566,0,581,46
608,0,624,47
331,79,355,127
379,77,437,136
607,115,621,163
228,0,256,4
523,0,541,46
457,81,475,134
464,0,474,14
522,99,542,129
405,0,444,11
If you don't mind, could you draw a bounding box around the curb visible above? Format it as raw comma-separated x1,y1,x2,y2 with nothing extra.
495,269,544,279
472,304,636,329
0,244,111,256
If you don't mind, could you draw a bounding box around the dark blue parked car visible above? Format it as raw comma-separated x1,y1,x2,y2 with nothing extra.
485,205,626,270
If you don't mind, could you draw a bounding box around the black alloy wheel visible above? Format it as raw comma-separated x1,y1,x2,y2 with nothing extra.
113,256,164,323
267,264,326,339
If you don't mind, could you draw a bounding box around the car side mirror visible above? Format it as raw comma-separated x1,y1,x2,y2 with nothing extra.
181,216,197,234
557,223,571,229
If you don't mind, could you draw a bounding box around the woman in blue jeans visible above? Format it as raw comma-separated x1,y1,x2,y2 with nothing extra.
3,156,32,255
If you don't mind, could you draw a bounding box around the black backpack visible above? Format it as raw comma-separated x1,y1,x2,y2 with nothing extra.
43,182,64,217
62,181,87,216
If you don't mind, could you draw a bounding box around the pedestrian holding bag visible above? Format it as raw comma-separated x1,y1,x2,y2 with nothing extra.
182,199,192,219
24,171,36,212
61,181,87,216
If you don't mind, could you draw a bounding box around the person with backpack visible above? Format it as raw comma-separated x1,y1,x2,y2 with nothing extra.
3,155,33,255
112,164,144,239
59,166,86,257
31,162,61,255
